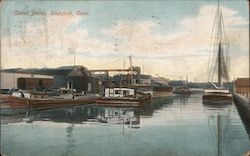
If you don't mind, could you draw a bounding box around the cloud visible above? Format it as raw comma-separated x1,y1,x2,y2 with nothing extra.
1,14,115,68
183,5,249,30
102,5,248,57
180,5,249,54
1,4,248,81
101,4,249,80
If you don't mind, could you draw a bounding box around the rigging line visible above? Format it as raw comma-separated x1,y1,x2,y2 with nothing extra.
210,36,218,82
221,18,231,79
212,55,218,82
209,10,221,83
208,12,219,81
221,14,230,69
208,35,215,81
221,14,229,45
218,9,222,42
211,6,220,39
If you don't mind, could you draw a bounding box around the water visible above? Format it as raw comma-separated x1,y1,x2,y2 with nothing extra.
1,94,250,156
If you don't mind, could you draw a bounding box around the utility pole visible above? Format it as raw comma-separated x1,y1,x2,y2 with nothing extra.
129,55,133,86
74,54,76,67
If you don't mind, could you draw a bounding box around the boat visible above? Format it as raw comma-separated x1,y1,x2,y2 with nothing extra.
153,85,173,97
171,79,191,94
133,75,173,98
152,76,173,98
132,74,154,96
202,1,232,105
1,89,98,110
96,88,151,106
173,86,191,94
203,84,232,104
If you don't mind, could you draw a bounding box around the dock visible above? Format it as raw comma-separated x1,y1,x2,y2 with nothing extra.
233,93,250,122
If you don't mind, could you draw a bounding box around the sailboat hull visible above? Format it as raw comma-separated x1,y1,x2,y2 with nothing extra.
202,94,232,105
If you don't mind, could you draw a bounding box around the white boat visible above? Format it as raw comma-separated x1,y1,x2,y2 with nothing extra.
202,1,232,105
96,88,151,106
203,88,232,104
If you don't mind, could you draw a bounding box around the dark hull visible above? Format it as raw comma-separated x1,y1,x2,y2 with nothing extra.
173,90,191,94
152,86,173,98
1,96,97,110
153,91,173,98
96,94,151,106
202,94,233,105
153,86,173,92
173,87,191,94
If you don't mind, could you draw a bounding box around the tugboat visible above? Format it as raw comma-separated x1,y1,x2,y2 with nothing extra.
202,1,232,105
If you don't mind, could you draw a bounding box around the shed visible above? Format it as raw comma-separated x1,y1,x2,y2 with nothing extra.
235,78,250,95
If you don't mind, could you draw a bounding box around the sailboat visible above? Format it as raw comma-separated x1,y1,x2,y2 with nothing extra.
202,1,232,105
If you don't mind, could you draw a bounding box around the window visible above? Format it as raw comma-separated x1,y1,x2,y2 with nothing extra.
67,81,73,89
39,79,43,87
115,90,121,94
123,90,129,96
136,79,139,84
122,110,126,115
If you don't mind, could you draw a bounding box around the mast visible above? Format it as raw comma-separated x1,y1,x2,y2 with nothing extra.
217,0,223,87
218,43,222,86
208,0,230,86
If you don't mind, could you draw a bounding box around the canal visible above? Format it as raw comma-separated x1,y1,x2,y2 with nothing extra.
1,93,250,156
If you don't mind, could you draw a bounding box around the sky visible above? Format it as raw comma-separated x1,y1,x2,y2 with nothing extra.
1,0,249,82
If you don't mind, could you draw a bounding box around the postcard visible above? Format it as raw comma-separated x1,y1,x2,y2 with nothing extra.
1,0,249,156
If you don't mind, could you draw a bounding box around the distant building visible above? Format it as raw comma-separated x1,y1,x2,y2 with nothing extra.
52,66,90,92
38,66,99,93
17,77,53,90
235,78,250,97
1,66,99,93
0,72,53,89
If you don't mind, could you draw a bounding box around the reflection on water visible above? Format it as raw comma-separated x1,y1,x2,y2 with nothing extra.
66,124,75,156
1,94,250,156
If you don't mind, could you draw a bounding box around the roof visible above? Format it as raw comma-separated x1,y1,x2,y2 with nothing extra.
67,66,90,77
133,74,152,79
2,65,88,76
152,77,170,84
235,78,250,87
